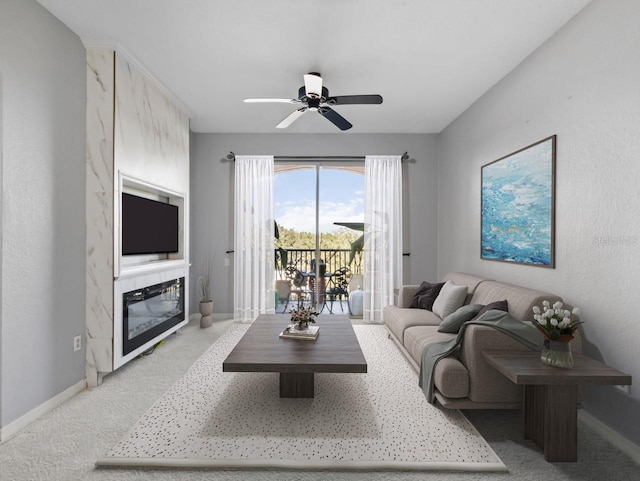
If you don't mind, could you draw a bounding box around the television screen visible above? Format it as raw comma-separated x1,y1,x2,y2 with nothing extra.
122,193,179,255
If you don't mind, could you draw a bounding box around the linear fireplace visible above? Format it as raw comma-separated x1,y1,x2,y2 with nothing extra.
122,277,185,356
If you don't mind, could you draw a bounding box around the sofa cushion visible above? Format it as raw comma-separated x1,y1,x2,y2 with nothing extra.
438,304,484,333
432,281,468,319
404,326,469,399
469,280,562,322
383,305,442,343
409,281,445,310
442,272,491,304
470,300,508,321
403,325,456,366
396,285,421,308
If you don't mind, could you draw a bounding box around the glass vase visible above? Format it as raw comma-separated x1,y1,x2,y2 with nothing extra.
541,339,573,368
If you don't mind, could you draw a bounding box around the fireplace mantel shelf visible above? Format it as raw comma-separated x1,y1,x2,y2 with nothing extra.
117,260,190,280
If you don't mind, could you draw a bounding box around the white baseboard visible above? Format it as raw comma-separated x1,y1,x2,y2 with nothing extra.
0,379,86,443
188,312,235,323
579,410,640,464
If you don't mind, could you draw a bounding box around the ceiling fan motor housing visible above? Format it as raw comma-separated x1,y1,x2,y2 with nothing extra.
298,86,329,102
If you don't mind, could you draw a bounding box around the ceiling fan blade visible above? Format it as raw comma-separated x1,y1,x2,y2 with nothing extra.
319,107,352,131
326,95,383,105
303,73,323,98
244,98,300,104
276,107,308,129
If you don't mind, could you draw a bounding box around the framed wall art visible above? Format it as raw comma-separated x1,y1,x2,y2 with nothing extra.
481,135,556,268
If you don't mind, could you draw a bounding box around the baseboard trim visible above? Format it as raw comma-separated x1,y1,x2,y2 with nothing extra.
0,379,86,443
579,410,640,464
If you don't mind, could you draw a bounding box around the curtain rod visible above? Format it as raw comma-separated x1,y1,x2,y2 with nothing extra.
226,152,409,163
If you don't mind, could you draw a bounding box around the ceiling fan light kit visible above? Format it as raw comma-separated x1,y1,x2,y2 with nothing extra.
244,72,383,131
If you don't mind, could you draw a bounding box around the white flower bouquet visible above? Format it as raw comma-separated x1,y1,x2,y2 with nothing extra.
532,300,583,342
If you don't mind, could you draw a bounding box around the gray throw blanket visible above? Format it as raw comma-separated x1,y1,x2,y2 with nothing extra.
419,309,543,405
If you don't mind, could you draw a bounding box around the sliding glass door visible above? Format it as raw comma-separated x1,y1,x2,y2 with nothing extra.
274,163,364,313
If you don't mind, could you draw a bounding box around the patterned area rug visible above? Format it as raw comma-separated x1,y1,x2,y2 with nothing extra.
97,324,506,471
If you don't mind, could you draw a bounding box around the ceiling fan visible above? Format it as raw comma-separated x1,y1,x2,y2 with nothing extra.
243,72,383,131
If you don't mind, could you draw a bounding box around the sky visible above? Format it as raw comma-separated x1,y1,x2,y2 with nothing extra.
274,167,364,233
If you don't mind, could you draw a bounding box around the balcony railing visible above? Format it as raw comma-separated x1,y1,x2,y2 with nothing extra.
275,248,362,279
274,247,361,314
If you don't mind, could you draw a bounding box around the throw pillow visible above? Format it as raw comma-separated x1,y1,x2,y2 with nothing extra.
471,299,509,321
409,281,445,310
438,304,485,333
432,281,468,319
409,281,430,308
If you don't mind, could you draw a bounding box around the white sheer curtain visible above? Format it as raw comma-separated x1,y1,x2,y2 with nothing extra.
234,155,275,321
363,155,403,323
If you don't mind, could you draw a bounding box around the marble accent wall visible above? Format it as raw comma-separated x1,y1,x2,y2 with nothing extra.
114,53,189,193
85,48,190,387
86,49,116,387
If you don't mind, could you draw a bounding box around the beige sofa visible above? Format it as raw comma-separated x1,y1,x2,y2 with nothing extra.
383,272,581,409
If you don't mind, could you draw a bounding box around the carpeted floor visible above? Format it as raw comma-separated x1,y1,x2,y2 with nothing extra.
0,315,638,481
98,323,504,471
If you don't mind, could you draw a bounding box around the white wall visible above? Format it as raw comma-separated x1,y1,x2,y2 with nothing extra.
0,0,86,427
438,0,640,445
0,62,3,427
190,133,438,315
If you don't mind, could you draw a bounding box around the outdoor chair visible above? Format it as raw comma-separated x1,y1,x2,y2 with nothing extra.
324,267,352,314
283,266,311,311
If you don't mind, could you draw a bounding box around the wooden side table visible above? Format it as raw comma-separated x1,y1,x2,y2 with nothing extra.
482,350,631,462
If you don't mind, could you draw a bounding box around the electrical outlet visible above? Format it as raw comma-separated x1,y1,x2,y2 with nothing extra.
73,335,82,352
224,257,230,267
615,384,631,395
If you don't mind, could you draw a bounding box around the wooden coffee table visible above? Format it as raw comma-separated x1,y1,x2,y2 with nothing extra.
223,314,367,398
483,350,632,462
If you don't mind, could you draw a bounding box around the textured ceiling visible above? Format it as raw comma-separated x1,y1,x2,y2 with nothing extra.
38,0,591,133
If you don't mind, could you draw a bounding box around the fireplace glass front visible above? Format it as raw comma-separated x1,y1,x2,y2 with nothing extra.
122,277,185,356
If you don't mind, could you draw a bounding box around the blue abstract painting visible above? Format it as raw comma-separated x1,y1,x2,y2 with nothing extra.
481,136,555,267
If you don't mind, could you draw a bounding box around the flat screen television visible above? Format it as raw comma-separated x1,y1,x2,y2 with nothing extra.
122,193,179,255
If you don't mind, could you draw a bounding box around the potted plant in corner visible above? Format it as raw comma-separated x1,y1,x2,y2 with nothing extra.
198,251,214,328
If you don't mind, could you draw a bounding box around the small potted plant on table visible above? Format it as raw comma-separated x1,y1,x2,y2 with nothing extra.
290,306,319,331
